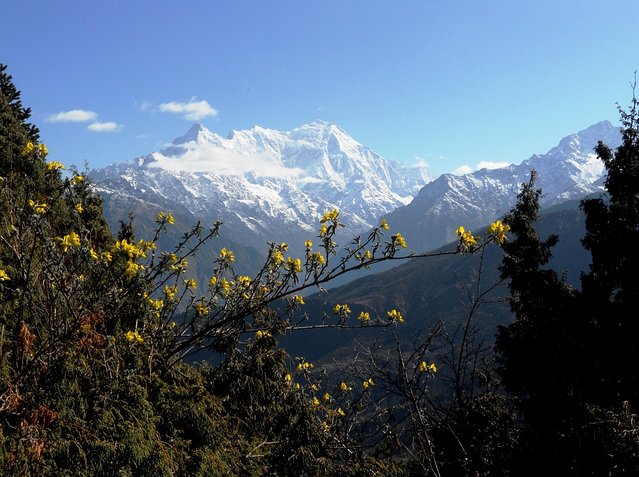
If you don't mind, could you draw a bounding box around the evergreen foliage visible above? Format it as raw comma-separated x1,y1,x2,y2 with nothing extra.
497,94,639,475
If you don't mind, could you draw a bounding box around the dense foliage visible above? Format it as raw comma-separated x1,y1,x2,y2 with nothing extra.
0,64,389,476
497,94,639,475
2,63,491,476
5,60,639,475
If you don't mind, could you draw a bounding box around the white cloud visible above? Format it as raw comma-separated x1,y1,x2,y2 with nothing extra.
87,121,122,133
476,161,510,170
452,165,473,176
147,144,303,179
451,160,510,176
46,109,97,123
138,101,153,112
413,156,430,169
158,98,218,121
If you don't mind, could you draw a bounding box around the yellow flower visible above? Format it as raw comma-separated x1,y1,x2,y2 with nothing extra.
392,232,407,248
46,161,65,172
21,141,34,156
284,373,292,382
419,361,438,373
358,311,370,322
323,392,331,402
386,309,404,323
209,276,217,287
37,143,48,157
185,278,197,289
461,231,478,247
124,261,144,278
156,211,175,224
75,203,84,214
125,330,144,343
364,250,372,260
340,382,352,392
322,421,330,432
101,251,112,262
287,257,302,273
304,240,313,248
319,224,328,237
457,226,478,247
337,407,346,417
194,302,209,316
333,304,351,315
219,278,231,296
28,199,47,215
312,396,320,407
147,297,164,311
58,232,81,253
163,285,178,301
488,220,511,244
291,295,305,306
219,247,235,263
137,239,157,253
237,275,252,287
380,218,390,231
112,239,147,260
320,208,339,224
70,174,84,185
311,383,319,391
0,269,10,281
280,242,289,252
313,252,326,265
272,250,285,266
362,378,374,390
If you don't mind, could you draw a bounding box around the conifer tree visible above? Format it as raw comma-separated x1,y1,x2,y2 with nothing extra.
497,94,639,475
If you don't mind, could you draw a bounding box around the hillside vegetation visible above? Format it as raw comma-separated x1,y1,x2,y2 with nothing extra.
2,63,639,475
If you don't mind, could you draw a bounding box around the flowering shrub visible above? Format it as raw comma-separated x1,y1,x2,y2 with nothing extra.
0,64,512,476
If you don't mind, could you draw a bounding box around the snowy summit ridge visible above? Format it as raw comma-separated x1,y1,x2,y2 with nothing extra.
382,120,623,252
91,121,429,248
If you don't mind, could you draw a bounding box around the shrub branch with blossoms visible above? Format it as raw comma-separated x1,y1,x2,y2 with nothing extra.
2,63,520,476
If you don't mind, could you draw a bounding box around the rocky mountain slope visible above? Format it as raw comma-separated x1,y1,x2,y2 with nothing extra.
91,121,429,251
382,121,621,252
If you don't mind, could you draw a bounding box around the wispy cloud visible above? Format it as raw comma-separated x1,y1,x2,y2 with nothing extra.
158,98,218,121
137,101,153,112
476,161,510,170
46,109,97,123
452,161,510,176
452,165,473,176
413,156,431,169
87,121,123,133
147,144,302,179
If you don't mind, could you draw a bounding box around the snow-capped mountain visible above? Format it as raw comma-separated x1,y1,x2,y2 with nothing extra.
382,120,622,252
91,121,429,249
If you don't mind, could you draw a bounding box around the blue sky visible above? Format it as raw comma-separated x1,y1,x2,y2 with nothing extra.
2,1,638,177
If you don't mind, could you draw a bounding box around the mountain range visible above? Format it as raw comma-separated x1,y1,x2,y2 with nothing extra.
90,119,620,364
91,120,428,251
92,120,620,261
382,120,621,252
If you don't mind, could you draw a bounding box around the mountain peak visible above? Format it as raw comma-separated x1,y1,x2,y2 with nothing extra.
548,120,620,157
173,123,218,145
